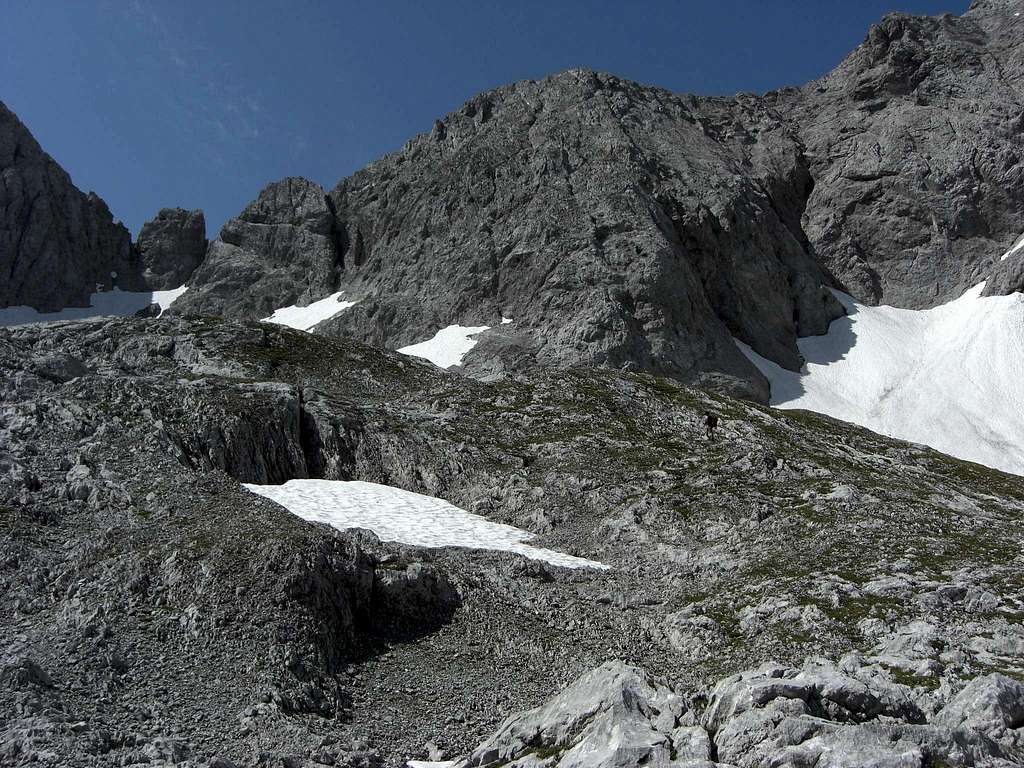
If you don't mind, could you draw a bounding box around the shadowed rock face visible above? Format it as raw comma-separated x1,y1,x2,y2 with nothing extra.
136,208,207,289
772,0,1024,308
983,250,1024,296
0,101,139,311
171,177,343,320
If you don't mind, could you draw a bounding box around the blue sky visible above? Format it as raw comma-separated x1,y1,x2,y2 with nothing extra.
2,1,965,237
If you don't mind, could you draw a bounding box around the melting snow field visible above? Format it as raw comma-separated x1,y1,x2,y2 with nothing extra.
738,284,1024,476
0,286,187,326
243,479,606,570
397,324,491,368
260,291,357,331
256,296,503,368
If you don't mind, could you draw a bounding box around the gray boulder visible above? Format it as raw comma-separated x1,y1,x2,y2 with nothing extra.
705,661,1018,768
702,663,814,735
136,207,207,289
29,352,89,383
0,656,52,690
455,660,691,767
446,658,1020,767
935,674,1024,744
0,100,139,311
752,721,1012,768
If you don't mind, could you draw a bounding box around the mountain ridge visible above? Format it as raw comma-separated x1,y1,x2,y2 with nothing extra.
771,0,1024,308
174,68,847,399
168,1,1024,398
5,3,1023,397
0,101,139,311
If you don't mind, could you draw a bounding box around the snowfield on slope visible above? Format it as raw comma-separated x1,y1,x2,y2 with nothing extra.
260,291,357,331
737,283,1024,476
259,294,495,369
0,286,187,326
1001,234,1024,261
397,324,491,368
244,479,606,570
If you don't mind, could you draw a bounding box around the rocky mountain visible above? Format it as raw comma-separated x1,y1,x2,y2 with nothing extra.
178,73,847,400
0,101,140,311
136,208,207,290
3,4,1024,766
172,1,1024,399
772,0,1024,307
171,177,342,320
1,315,1022,765
0,101,208,312
7,3,1022,395
171,79,846,400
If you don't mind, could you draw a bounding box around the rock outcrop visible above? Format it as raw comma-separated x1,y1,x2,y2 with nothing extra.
983,247,1024,297
703,660,1020,768
450,660,1022,767
772,0,1024,308
135,207,207,289
0,100,140,311
457,661,692,767
171,177,343,320
934,674,1024,749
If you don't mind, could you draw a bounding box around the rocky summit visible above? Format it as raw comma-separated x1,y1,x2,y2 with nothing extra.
0,107,207,314
170,1,1024,396
1,1,1023,767
180,71,846,399
0,102,139,311
774,0,1024,308
136,209,207,291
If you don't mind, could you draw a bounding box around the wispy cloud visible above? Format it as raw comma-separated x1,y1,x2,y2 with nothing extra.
128,0,189,70
120,1,297,167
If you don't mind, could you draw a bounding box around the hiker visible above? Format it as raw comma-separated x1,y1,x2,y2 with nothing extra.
704,410,719,441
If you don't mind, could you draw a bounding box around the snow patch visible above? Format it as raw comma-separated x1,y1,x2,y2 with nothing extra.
260,291,357,331
737,283,1024,476
397,324,490,368
1000,235,1024,261
243,479,607,570
407,762,455,768
501,317,514,324
0,286,187,327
